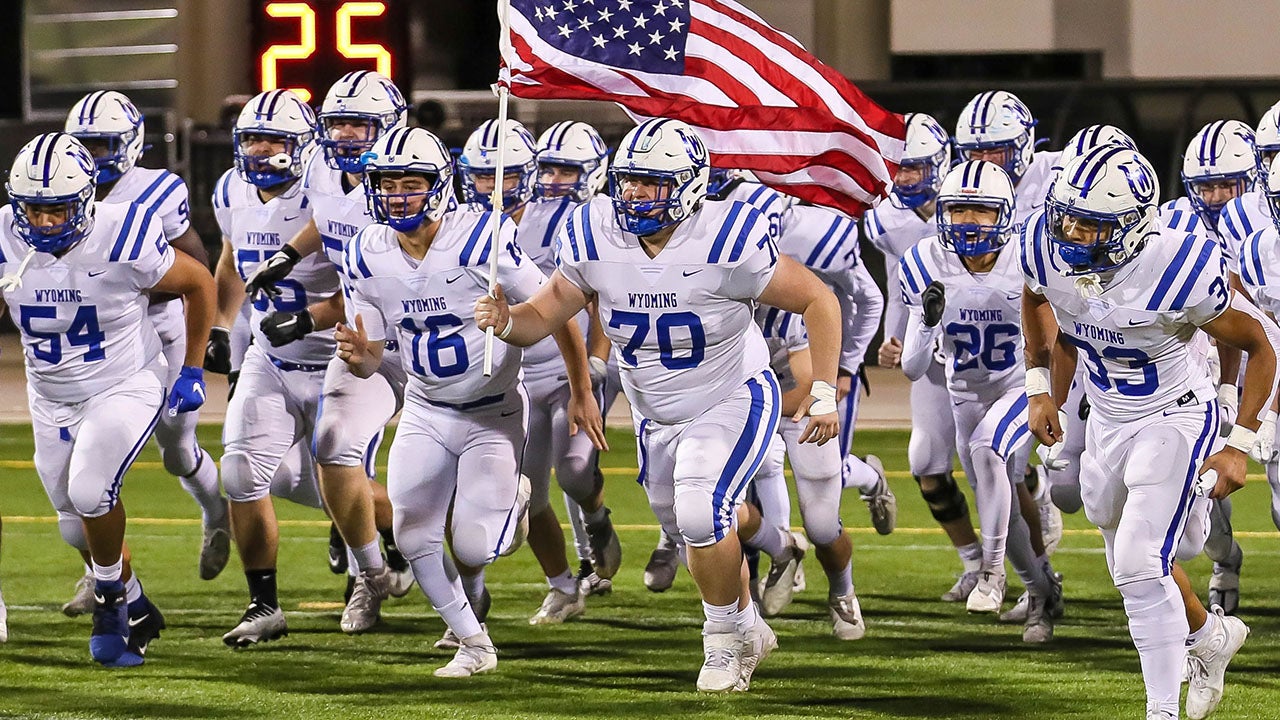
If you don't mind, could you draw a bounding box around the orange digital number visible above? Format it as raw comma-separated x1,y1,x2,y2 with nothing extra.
337,2,393,78
260,2,318,102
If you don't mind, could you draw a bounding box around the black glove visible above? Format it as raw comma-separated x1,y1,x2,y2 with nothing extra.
244,245,302,299
922,281,946,327
204,326,232,374
226,370,240,401
260,309,315,347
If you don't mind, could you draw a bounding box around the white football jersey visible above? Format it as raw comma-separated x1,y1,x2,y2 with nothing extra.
344,209,547,404
515,195,586,384
300,152,374,268
1239,225,1280,314
0,203,172,402
1162,196,1237,267
213,169,340,365
900,237,1025,401
717,180,793,240
1219,190,1270,262
104,166,191,240
556,197,777,423
1021,213,1229,423
864,200,937,340
756,305,808,393
1012,151,1062,231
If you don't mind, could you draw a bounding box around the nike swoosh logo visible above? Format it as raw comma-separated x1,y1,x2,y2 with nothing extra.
500,409,519,417
94,594,106,604
88,270,107,277
283,215,300,222
446,274,464,284
1125,319,1145,327
128,614,150,628
682,269,703,277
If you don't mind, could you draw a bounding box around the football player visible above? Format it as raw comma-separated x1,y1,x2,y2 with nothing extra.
62,91,229,606
1023,145,1276,719
0,133,216,665
337,126,604,676
476,118,843,693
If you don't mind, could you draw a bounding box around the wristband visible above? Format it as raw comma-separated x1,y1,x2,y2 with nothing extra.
1025,366,1052,397
279,244,302,263
809,380,838,416
498,316,514,340
1225,424,1257,454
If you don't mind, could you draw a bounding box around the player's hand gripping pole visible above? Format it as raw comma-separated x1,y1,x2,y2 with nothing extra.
484,0,514,377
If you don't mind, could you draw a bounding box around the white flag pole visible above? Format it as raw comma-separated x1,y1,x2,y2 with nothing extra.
483,0,514,377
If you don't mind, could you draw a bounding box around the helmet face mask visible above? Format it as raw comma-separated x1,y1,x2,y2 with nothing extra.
65,90,145,186
892,113,951,209
609,119,709,237
318,71,407,174
361,127,456,232
460,119,538,211
934,160,1014,258
1047,145,1160,275
1182,119,1256,229
7,133,98,254
534,121,608,202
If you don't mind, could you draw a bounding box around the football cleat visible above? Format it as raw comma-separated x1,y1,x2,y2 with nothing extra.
829,591,866,641
966,569,1006,614
1185,606,1250,720
327,523,348,575
1208,544,1243,616
1146,704,1177,720
1001,573,1065,623
222,601,287,648
576,561,612,597
200,499,232,581
63,571,96,617
760,532,807,617
341,567,391,634
644,540,680,593
942,569,981,602
736,620,777,692
91,581,142,666
584,507,622,580
126,595,166,656
1032,467,1064,555
859,455,898,535
792,562,807,594
696,628,743,693
384,542,416,598
529,587,586,625
435,628,461,651
433,633,498,678
1021,593,1055,643
500,475,532,557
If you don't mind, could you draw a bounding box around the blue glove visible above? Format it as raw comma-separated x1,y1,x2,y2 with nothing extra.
167,366,207,416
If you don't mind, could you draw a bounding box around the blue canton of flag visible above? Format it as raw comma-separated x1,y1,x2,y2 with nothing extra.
512,0,691,74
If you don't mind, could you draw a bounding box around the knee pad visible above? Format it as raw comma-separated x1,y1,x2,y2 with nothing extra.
450,522,498,568
802,517,842,548
1049,479,1083,514
313,413,368,468
58,512,88,551
159,440,201,478
673,488,722,548
67,473,116,518
916,473,969,523
221,451,269,503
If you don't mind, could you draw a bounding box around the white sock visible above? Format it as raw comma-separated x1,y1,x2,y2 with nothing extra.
827,560,854,597
957,543,983,572
1187,609,1219,646
735,599,762,634
412,551,482,639
351,540,385,573
841,455,881,494
547,570,576,595
744,523,791,560
1121,576,1187,709
92,558,123,583
179,449,225,522
702,600,738,632
124,573,142,603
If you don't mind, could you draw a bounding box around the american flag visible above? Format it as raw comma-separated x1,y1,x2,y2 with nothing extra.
501,0,905,217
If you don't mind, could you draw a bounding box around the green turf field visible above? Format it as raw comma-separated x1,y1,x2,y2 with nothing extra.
0,424,1277,719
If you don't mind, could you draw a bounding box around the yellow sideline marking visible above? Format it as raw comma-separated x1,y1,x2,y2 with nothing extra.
3,514,1279,539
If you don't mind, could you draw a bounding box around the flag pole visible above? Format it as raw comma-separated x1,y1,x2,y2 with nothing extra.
483,0,514,377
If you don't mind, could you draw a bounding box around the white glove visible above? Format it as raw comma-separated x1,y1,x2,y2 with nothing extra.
1217,384,1239,431
1195,468,1218,497
1250,411,1278,464
588,356,608,388
1035,410,1071,471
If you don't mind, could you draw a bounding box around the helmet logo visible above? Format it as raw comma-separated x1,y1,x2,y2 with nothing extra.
1119,161,1155,204
72,146,95,177
675,128,707,165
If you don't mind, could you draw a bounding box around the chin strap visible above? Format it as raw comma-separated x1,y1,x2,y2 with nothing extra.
1074,273,1104,299
0,248,37,291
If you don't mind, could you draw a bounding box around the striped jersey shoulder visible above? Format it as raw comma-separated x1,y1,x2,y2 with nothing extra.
341,224,389,280
454,209,514,269
1140,231,1222,312
1019,209,1053,289
898,236,941,304
212,169,237,210
1218,195,1259,245
1239,227,1274,289
558,200,606,265
782,204,859,271
104,202,164,263
703,200,770,265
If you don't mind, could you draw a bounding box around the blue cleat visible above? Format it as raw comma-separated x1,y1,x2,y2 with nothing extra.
101,650,145,668
126,594,166,656
89,580,130,665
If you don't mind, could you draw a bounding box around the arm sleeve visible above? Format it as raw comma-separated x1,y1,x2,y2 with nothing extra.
901,309,940,382
129,207,177,290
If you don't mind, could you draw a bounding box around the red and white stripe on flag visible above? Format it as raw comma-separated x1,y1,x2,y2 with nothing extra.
501,0,905,217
